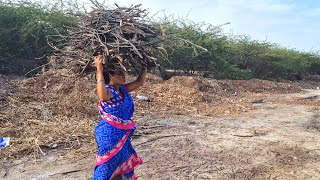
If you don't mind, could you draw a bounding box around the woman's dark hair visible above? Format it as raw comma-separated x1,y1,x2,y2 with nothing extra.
101,65,125,84
93,56,125,84
102,69,116,84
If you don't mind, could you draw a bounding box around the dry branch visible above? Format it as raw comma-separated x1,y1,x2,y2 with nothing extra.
48,2,208,75
50,3,161,74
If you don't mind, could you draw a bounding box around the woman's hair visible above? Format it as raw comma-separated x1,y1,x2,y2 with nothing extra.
94,56,125,84
102,69,111,84
101,65,125,84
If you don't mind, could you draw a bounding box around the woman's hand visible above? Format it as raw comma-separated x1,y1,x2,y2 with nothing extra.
125,66,147,92
94,55,104,71
94,55,111,101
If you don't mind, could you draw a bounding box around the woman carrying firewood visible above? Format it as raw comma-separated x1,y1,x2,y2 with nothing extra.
93,55,147,180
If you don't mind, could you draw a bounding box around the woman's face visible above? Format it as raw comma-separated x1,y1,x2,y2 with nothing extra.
111,71,126,85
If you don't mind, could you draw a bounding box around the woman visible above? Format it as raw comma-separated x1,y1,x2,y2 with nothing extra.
93,55,147,180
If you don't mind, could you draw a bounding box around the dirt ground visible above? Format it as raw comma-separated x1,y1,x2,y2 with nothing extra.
1,87,320,180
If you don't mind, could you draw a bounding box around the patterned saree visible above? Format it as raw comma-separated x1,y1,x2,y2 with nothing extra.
93,85,143,180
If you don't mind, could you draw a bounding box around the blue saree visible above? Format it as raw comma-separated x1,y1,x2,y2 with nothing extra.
93,85,142,180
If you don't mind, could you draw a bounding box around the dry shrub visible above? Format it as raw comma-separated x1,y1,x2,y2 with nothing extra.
275,97,320,107
0,72,302,158
306,114,320,131
304,75,320,82
145,73,164,84
1,70,98,159
133,76,301,117
166,76,300,95
219,79,300,94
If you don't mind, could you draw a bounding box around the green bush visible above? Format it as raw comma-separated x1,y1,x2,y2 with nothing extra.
1,1,319,80
0,1,77,75
155,19,320,80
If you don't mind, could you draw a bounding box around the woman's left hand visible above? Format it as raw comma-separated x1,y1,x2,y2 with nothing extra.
125,66,147,92
94,55,104,71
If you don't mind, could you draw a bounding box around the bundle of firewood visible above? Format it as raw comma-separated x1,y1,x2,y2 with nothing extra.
47,2,208,75
49,3,161,74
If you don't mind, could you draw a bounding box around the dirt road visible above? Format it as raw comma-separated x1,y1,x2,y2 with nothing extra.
1,89,320,180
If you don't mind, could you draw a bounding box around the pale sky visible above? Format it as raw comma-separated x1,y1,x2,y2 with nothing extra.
81,0,320,52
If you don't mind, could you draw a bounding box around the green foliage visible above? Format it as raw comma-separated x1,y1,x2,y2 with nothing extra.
155,19,320,80
227,37,320,80
156,21,232,77
0,0,77,75
0,1,319,80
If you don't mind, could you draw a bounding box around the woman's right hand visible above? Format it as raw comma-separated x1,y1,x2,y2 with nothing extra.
94,55,104,71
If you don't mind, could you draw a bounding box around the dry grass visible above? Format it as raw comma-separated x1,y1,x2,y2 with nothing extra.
132,75,300,117
1,70,97,159
306,113,320,131
0,71,304,159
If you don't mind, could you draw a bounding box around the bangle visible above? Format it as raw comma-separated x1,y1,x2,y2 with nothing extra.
97,80,105,83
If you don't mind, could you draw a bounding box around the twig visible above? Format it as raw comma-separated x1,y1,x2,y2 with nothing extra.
233,134,256,138
169,35,208,51
139,125,166,129
24,63,51,76
136,134,187,146
48,3,206,74
48,169,83,177
35,139,46,156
